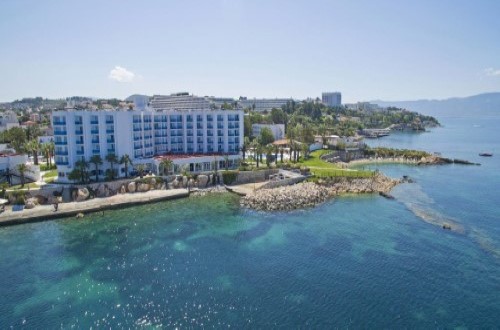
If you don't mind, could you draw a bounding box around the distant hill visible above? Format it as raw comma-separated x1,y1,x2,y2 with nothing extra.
374,92,500,117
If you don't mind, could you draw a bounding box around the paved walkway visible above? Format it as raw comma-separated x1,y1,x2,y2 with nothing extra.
0,189,189,227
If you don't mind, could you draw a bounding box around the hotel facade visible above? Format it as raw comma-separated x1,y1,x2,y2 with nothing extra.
52,107,243,182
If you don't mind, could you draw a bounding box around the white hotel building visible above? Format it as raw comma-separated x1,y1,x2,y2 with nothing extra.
52,105,243,182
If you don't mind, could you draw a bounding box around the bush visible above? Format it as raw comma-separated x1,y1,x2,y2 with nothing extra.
222,170,238,185
40,164,57,171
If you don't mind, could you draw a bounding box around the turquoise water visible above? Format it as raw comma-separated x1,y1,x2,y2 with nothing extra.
1,116,500,328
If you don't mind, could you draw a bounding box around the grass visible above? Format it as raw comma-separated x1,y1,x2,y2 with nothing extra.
299,149,374,178
7,182,40,191
42,169,58,183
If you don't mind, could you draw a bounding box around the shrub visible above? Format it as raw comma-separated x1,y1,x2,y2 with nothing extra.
222,170,238,185
40,164,57,171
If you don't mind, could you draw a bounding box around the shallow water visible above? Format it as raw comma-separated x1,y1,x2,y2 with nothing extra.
0,116,499,328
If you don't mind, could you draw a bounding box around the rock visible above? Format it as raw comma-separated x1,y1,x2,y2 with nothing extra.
137,183,150,192
75,188,90,202
182,176,188,188
119,184,127,194
172,180,179,189
76,212,84,218
188,178,194,188
33,195,48,205
198,175,209,187
442,223,452,230
127,182,136,193
150,178,156,186
95,184,109,198
167,183,174,190
25,199,37,209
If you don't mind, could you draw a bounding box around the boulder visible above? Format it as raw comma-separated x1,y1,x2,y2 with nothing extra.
119,184,127,194
167,183,174,190
198,175,209,187
150,178,156,186
33,195,48,205
137,183,150,192
127,181,136,193
182,176,188,188
172,179,179,189
76,212,84,218
75,188,90,202
25,198,37,209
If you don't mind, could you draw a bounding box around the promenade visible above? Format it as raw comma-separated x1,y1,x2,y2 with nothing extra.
0,189,189,227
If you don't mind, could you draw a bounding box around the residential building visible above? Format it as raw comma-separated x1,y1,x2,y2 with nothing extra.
0,110,19,132
322,92,342,107
252,124,285,140
52,106,243,182
239,97,293,112
150,93,211,111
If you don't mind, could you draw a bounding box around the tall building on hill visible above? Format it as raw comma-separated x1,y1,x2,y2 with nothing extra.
239,97,293,112
52,105,243,182
322,92,342,107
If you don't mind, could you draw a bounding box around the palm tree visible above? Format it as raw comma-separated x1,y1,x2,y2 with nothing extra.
254,143,263,168
41,143,50,167
89,155,103,182
224,154,229,171
16,163,32,188
75,159,89,183
273,144,279,165
135,164,146,179
159,158,173,176
279,146,285,163
47,141,55,167
241,137,250,161
31,139,41,165
105,153,118,180
120,154,133,178
265,146,273,168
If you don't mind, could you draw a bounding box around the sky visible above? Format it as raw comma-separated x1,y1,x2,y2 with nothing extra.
1,0,500,103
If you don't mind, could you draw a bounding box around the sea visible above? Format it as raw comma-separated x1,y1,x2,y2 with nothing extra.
0,115,499,328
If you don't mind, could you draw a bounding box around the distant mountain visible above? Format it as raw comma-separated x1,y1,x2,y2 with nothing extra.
373,92,500,117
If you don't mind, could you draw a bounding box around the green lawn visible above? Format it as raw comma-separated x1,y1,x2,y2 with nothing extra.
299,150,374,178
42,169,58,183
7,182,40,191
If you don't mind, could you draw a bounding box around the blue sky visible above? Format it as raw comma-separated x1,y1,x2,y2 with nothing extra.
1,0,499,102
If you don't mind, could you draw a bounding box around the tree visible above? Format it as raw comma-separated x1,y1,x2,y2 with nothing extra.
68,168,82,184
46,141,55,167
89,155,103,182
7,127,27,153
279,146,285,163
265,146,273,167
27,139,41,165
241,137,250,161
244,116,252,138
120,154,133,178
270,108,286,124
105,153,118,180
41,143,50,167
75,159,89,183
159,158,173,175
273,144,279,164
224,154,229,170
134,164,146,179
254,142,263,168
16,163,32,188
259,127,275,146
301,143,310,160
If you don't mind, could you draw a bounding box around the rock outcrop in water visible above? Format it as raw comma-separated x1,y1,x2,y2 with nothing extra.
241,173,400,211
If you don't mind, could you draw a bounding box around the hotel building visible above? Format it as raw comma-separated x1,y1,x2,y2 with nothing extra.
321,92,342,107
52,106,243,182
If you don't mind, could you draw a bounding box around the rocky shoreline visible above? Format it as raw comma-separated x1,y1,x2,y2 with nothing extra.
241,173,401,211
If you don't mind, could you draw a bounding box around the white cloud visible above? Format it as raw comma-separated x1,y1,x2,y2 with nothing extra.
108,66,136,82
484,67,500,77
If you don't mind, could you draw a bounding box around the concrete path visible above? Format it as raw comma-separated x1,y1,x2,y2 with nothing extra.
0,189,189,227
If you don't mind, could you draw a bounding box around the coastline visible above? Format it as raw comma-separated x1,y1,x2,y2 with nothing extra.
0,188,189,227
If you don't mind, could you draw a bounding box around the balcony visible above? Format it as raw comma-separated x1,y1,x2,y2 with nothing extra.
54,131,67,135
56,161,69,166
133,120,142,124
76,150,84,155
91,138,99,143
107,149,115,154
134,144,142,150
133,136,142,141
55,141,67,145
76,140,84,145
105,119,114,124
92,149,100,154
55,151,68,156
133,127,141,132
90,120,98,125
106,129,114,134
53,121,66,125
75,130,83,135
107,139,115,143
91,129,99,134
75,121,83,125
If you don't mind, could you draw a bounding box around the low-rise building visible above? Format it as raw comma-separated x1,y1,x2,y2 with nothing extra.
239,97,292,112
0,110,19,132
